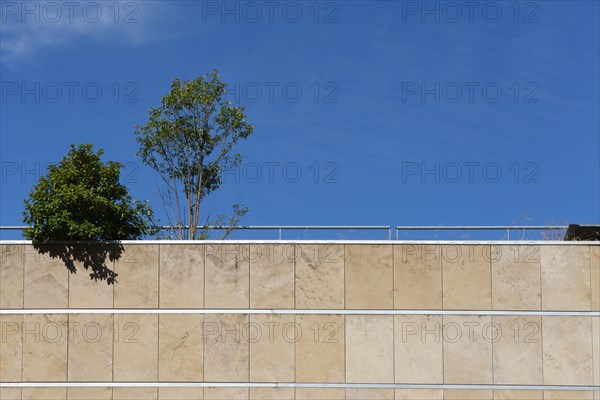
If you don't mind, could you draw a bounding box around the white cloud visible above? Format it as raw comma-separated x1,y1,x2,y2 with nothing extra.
0,1,166,67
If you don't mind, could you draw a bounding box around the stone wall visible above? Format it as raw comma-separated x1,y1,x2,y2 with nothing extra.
0,242,599,400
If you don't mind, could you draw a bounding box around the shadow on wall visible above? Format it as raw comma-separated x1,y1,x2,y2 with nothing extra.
32,243,123,285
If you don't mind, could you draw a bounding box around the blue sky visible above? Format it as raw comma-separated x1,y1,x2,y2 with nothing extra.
1,1,599,240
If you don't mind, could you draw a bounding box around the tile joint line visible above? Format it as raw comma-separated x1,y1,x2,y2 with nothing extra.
1,309,599,316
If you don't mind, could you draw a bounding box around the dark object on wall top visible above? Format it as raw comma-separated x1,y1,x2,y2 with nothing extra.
564,224,600,241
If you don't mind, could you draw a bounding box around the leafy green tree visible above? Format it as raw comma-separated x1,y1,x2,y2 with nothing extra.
23,144,155,241
22,144,156,283
135,70,253,240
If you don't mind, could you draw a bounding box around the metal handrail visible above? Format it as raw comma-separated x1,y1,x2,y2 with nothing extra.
395,225,572,240
396,225,569,230
0,225,392,240
0,225,391,229
1,225,594,241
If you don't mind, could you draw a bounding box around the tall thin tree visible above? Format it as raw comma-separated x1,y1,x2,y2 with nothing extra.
135,71,253,239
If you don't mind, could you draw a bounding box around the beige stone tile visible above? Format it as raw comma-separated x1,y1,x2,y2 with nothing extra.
114,388,157,400
592,246,600,311
249,244,295,308
442,245,491,310
1,244,24,309
492,316,542,385
443,390,492,400
23,245,68,308
395,389,443,399
345,244,393,309
543,392,594,400
249,314,294,382
395,315,443,384
68,314,113,381
491,244,541,310
295,388,345,400
0,388,22,400
493,390,543,400
541,246,591,310
543,316,593,385
296,314,344,382
442,315,492,384
249,388,294,400
593,318,600,386
204,387,248,400
159,314,204,381
346,315,394,383
394,244,442,309
69,271,114,308
68,387,112,399
204,313,249,382
68,244,115,308
295,244,344,309
22,313,68,381
159,244,204,308
205,244,250,308
346,388,394,399
0,314,22,382
159,387,204,400
22,388,67,400
113,313,158,381
114,244,159,308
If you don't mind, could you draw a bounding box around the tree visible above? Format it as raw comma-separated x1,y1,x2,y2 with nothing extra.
23,144,156,283
135,70,254,240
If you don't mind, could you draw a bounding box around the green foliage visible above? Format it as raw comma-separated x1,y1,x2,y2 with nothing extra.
23,144,156,242
135,70,254,239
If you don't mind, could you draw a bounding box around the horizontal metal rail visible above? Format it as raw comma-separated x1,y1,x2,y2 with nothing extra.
1,382,598,391
1,225,391,230
395,225,574,240
396,225,569,230
2,225,597,240
163,225,393,240
2,309,598,317
1,240,597,245
0,225,393,240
